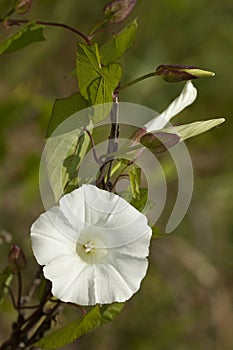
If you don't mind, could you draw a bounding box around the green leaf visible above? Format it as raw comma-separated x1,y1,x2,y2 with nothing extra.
164,118,225,141
34,305,101,349
129,165,141,200
76,43,122,122
88,63,122,123
0,267,13,305
0,22,45,55
45,93,90,201
76,43,102,101
45,112,91,202
100,18,138,65
100,302,124,324
63,133,88,187
46,92,88,138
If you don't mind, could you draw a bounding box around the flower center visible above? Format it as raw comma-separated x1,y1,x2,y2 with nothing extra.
83,241,95,254
76,237,108,264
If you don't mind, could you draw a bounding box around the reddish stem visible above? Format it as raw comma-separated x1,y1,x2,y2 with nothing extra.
0,18,91,45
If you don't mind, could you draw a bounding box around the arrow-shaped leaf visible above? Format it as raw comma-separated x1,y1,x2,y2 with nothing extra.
46,92,88,138
34,305,101,349
100,18,138,65
0,22,45,55
76,43,122,122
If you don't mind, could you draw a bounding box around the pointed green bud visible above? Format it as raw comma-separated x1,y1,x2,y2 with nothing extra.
103,0,137,23
155,64,215,83
8,245,27,273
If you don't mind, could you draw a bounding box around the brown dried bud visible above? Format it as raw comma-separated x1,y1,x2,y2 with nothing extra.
155,64,215,83
140,132,180,154
131,127,147,143
8,245,27,273
103,0,137,23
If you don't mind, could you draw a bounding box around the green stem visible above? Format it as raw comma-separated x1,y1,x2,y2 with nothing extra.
119,72,156,91
88,17,108,37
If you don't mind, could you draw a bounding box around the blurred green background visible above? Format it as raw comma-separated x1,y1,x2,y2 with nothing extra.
0,0,232,349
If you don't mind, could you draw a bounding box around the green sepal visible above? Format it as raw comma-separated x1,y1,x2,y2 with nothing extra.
100,302,124,324
0,22,45,55
129,165,141,200
130,187,150,212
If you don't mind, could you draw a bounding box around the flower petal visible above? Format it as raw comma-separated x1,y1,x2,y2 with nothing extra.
144,81,197,132
31,206,77,265
43,254,94,304
60,184,147,232
93,261,148,304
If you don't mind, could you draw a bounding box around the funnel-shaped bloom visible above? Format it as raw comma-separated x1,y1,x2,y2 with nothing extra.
31,185,152,306
137,81,224,144
144,81,197,132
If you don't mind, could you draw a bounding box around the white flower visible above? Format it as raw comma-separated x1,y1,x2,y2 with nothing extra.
144,81,197,132
30,184,152,306
142,80,225,140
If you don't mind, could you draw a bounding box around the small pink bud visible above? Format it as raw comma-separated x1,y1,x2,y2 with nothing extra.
8,245,27,273
103,0,137,23
15,0,32,15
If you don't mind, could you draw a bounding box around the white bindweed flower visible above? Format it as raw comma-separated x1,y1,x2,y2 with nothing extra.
30,184,152,306
144,80,197,132
141,80,224,142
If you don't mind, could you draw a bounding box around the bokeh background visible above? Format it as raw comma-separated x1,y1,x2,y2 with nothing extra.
0,0,232,349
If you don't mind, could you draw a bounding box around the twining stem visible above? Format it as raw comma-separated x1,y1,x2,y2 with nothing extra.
107,96,119,155
0,279,55,349
24,267,42,304
95,96,119,189
119,72,156,91
108,96,119,181
0,18,91,45
17,271,22,311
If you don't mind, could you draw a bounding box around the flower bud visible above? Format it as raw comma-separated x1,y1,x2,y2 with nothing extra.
103,0,137,23
14,0,32,15
8,245,27,273
155,64,215,83
131,127,147,143
140,132,180,154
